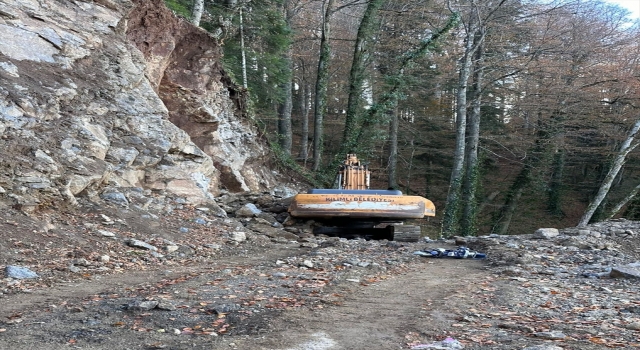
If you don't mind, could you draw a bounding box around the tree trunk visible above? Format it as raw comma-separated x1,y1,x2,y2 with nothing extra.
298,81,311,162
277,2,294,155
578,118,640,227
312,0,335,172
547,148,565,217
441,20,478,237
341,0,384,155
460,29,484,236
388,107,398,189
607,182,640,220
405,137,416,193
492,121,544,235
494,186,524,235
239,8,248,89
493,155,534,236
277,67,293,154
623,192,640,220
477,191,500,215
191,0,204,26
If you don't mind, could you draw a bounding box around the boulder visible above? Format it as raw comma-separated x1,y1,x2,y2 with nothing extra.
533,228,560,239
5,265,39,279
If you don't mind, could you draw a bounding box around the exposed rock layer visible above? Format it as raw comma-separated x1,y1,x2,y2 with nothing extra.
0,0,276,208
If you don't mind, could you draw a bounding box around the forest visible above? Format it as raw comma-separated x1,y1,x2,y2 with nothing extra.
163,0,640,236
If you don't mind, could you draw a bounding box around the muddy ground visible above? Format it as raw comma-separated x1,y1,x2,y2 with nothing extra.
1,198,639,350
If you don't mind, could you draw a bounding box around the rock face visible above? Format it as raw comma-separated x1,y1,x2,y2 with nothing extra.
0,0,277,208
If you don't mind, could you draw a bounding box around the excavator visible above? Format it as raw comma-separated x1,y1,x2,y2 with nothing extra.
288,154,435,242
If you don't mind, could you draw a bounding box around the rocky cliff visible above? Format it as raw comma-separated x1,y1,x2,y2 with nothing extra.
0,0,278,210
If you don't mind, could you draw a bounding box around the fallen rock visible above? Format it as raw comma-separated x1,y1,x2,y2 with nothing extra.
5,265,38,279
610,266,640,279
248,223,299,240
271,185,297,198
229,231,247,242
300,260,314,268
100,190,129,206
125,239,158,251
126,300,159,311
72,258,91,267
208,304,241,314
236,203,262,217
165,245,179,253
533,228,559,239
97,230,116,238
534,331,566,340
523,345,564,350
156,299,177,311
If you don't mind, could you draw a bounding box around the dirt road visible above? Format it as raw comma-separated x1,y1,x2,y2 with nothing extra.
0,241,489,350
250,258,487,350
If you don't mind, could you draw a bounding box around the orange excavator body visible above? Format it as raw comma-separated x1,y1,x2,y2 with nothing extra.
288,154,435,241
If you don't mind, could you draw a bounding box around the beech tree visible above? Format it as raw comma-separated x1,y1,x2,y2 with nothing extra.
442,0,516,237
459,28,485,236
296,70,312,162
312,0,336,171
340,0,384,157
579,119,640,226
276,0,295,155
191,0,204,26
441,13,480,236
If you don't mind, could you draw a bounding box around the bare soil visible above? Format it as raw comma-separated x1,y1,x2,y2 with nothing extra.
0,251,486,350
2,199,637,350
0,199,493,350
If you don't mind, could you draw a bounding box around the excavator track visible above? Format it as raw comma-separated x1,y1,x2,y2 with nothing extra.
312,223,394,241
391,225,422,242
